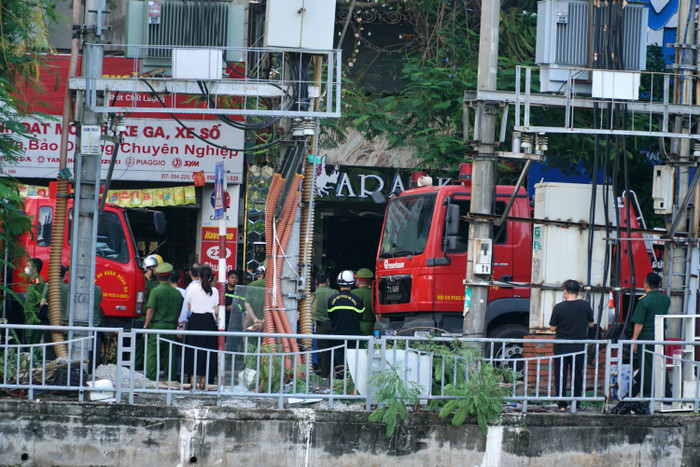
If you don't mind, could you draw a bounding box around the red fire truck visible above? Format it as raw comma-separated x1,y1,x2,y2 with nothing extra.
9,188,153,327
374,164,653,345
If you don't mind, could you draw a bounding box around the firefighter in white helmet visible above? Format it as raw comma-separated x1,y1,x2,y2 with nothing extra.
327,270,365,376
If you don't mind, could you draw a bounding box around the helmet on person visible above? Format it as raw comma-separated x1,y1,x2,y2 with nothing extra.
254,265,266,277
143,255,159,268
152,254,163,265
356,268,374,280
336,270,356,286
155,262,173,275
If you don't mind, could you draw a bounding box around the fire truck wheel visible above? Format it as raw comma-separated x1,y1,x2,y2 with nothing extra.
486,324,528,379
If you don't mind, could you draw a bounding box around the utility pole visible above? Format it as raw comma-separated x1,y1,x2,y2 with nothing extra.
68,0,104,341
665,0,696,336
464,0,500,337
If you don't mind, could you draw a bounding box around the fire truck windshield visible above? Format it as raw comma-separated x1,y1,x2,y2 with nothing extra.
379,194,436,258
69,209,130,264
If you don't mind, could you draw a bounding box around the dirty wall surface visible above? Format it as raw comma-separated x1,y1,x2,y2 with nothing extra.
0,400,697,466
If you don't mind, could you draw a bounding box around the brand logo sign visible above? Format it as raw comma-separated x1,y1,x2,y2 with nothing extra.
383,259,405,269
313,159,454,202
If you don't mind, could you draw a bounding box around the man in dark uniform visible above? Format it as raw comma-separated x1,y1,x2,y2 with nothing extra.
549,279,594,411
224,270,246,353
631,272,671,398
243,265,265,331
328,270,364,376
224,270,242,330
313,271,337,378
353,268,375,336
143,262,184,387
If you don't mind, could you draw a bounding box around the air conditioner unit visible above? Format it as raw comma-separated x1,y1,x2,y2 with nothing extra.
535,0,648,94
126,0,244,74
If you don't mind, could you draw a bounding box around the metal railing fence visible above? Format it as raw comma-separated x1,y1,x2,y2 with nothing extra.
0,324,698,414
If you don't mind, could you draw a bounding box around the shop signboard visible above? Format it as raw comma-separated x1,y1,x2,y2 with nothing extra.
200,226,237,274
2,55,244,183
312,154,455,202
1,118,243,183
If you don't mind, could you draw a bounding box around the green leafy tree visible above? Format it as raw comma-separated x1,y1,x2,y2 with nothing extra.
1,1,62,316
325,1,666,227
324,0,537,169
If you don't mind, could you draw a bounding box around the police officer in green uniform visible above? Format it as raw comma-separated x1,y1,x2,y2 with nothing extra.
353,268,375,336
313,271,338,378
24,258,46,344
143,262,184,385
143,255,161,304
631,272,671,398
135,254,161,370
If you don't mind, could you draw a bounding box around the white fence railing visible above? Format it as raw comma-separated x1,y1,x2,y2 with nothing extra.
0,324,698,414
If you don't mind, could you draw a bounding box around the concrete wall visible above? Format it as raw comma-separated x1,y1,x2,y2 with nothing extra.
0,400,697,466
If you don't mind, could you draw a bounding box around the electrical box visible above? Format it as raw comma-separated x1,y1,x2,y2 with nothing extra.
535,0,648,94
474,238,492,275
592,70,641,101
652,165,674,215
172,49,223,80
126,1,244,74
264,0,336,50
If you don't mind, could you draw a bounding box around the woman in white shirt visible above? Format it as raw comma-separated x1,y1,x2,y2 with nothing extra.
183,265,219,390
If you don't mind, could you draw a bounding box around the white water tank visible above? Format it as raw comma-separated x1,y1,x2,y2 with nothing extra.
529,182,615,331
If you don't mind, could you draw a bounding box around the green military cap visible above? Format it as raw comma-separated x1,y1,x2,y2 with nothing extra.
356,268,374,279
155,262,173,275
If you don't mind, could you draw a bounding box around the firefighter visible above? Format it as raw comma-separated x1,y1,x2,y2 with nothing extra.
328,270,364,376
143,262,183,387
353,268,375,336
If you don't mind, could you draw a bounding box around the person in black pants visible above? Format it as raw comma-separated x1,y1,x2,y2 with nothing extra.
549,279,594,411
327,270,364,378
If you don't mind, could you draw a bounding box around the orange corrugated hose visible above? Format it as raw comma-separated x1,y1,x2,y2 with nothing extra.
274,175,301,336
47,179,69,358
297,160,315,348
270,176,302,358
261,172,306,374
263,174,283,347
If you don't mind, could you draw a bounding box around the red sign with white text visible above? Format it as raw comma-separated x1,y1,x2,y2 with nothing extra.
2,55,244,182
200,227,237,275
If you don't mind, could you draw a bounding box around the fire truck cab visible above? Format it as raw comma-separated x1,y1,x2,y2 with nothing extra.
375,168,531,338
11,193,146,326
374,165,654,345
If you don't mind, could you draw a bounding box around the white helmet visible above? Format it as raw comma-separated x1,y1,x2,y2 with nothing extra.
336,270,355,286
143,255,159,268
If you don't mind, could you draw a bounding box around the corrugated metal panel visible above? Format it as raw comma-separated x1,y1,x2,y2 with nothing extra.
555,2,589,66
529,183,615,330
146,2,231,58
622,5,646,70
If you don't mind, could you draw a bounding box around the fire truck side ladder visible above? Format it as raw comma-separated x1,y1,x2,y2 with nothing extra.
116,329,137,404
